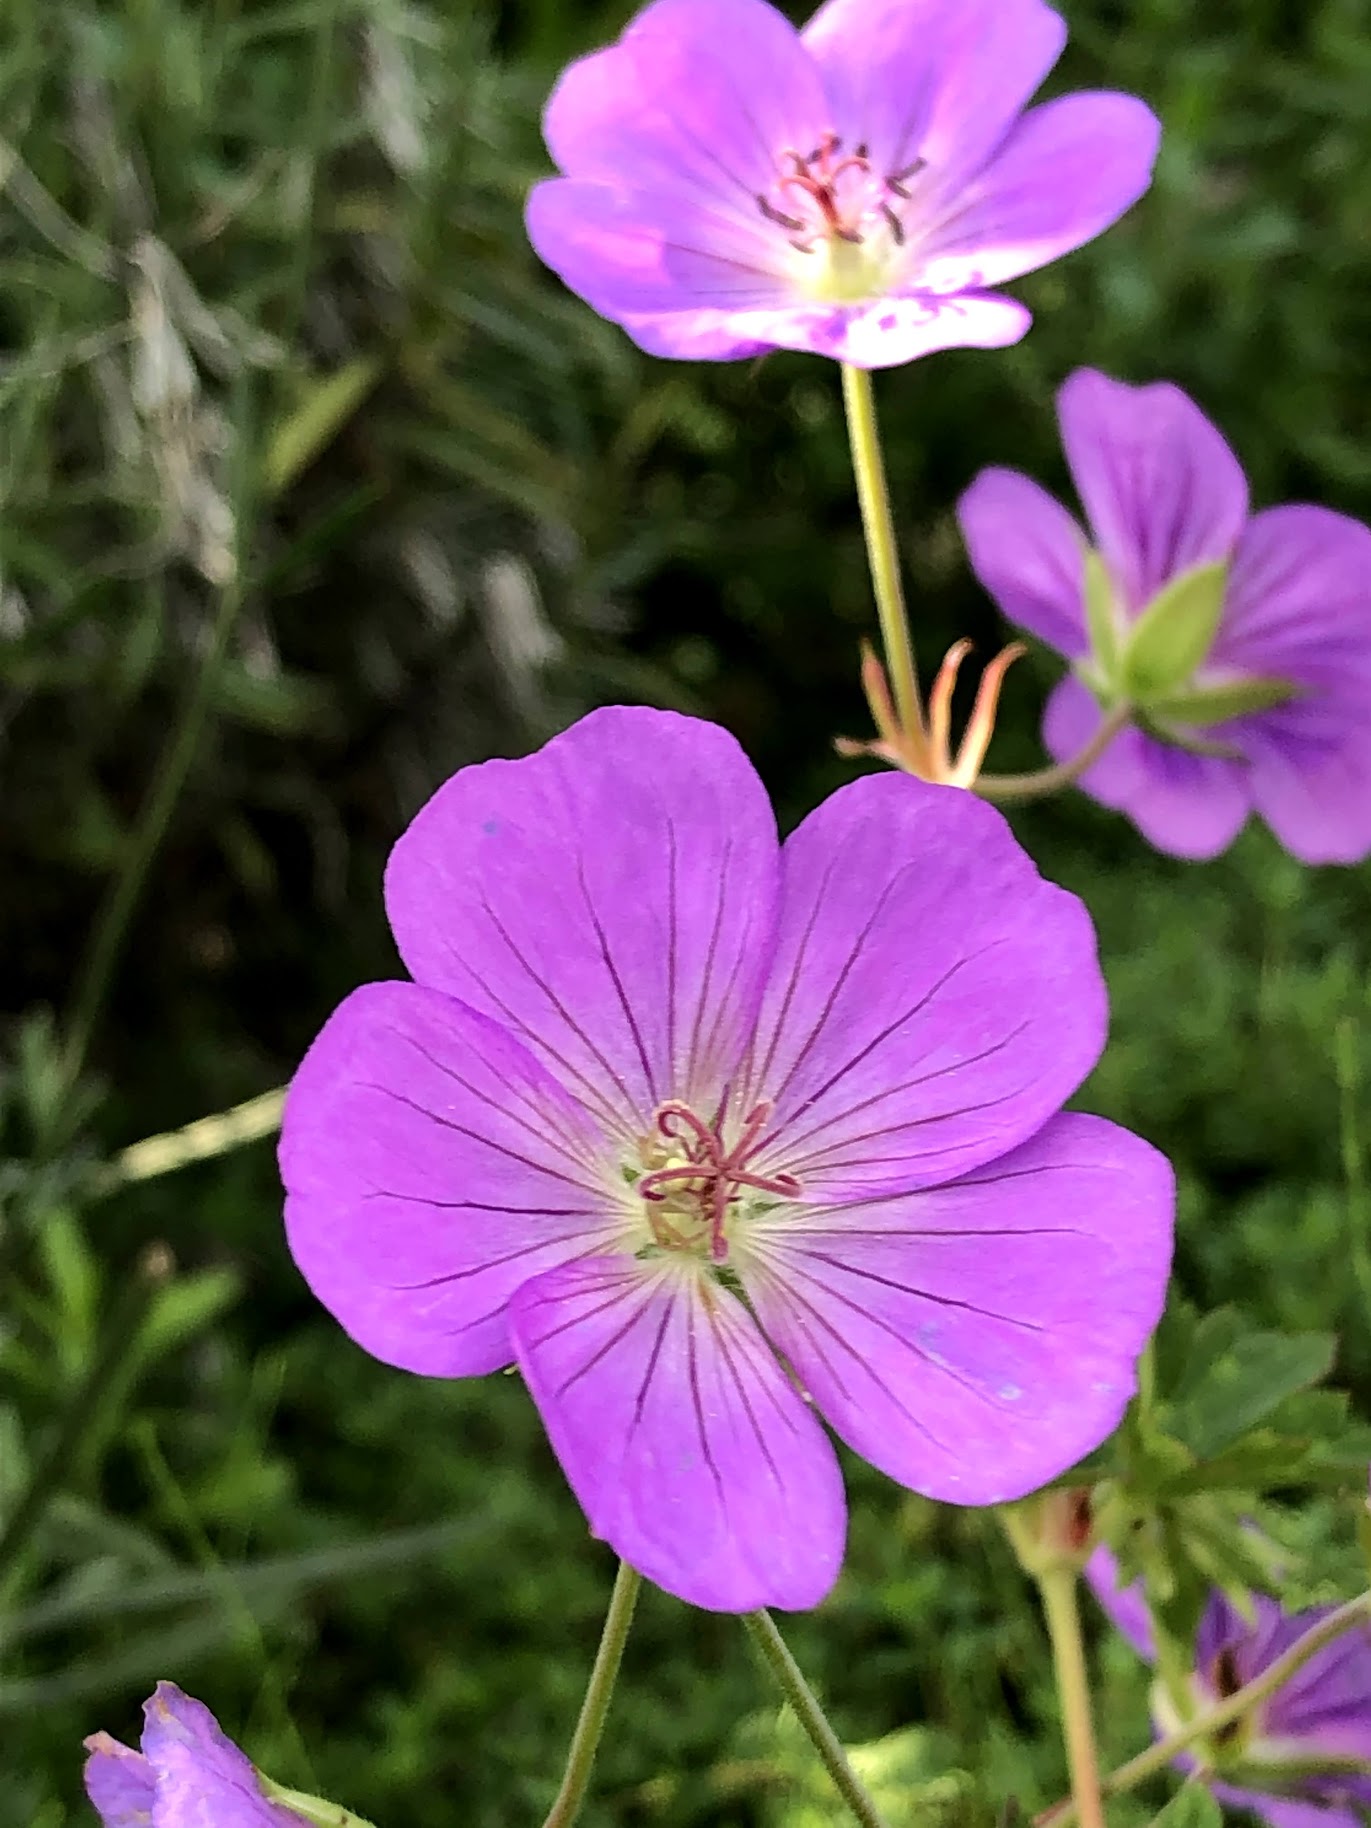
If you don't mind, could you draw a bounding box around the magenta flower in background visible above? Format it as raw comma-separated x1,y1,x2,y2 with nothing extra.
280,707,1172,1613
525,0,1160,368
84,1684,310,1827
1087,1547,1371,1828
958,368,1371,862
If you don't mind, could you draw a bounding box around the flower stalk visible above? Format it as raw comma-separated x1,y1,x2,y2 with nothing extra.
541,1560,642,1828
840,364,924,745
976,702,1134,805
743,1609,893,1828
1038,1566,1109,1828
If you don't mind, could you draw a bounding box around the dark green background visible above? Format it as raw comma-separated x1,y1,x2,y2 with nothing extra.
2,0,1369,1821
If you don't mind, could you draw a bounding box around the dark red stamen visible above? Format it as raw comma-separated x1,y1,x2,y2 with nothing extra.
638,1098,800,1261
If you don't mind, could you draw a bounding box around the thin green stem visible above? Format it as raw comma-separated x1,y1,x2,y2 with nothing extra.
976,703,1132,805
743,1609,893,1828
1038,1590,1371,1828
0,1247,169,1602
64,567,250,1094
1038,1568,1107,1828
840,364,923,741
541,1561,642,1828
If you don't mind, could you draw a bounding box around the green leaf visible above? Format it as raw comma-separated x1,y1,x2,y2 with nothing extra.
1121,562,1230,699
1148,1781,1223,1828
1167,1316,1335,1461
1147,673,1301,727
263,357,382,498
1083,549,1124,684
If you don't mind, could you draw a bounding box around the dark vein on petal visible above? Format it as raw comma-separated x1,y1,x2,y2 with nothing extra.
475,897,643,1134
797,1247,1046,1334
686,1293,726,1499
357,1083,604,1196
783,1082,1031,1176
576,852,659,1112
690,833,737,1092
772,1015,1030,1162
552,1284,659,1397
390,1233,607,1292
394,1028,599,1170
708,1303,788,1485
630,1289,677,1438
743,851,838,1098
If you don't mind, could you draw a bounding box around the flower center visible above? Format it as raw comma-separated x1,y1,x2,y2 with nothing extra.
754,130,923,302
630,1099,800,1264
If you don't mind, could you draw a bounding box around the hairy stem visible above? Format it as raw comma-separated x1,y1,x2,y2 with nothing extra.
743,1609,893,1828
840,364,923,743
94,1086,287,1196
1039,1568,1108,1828
541,1561,642,1828
976,702,1132,805
1038,1590,1371,1828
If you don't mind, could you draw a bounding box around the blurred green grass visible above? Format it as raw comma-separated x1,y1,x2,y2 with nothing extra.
1,0,1369,1821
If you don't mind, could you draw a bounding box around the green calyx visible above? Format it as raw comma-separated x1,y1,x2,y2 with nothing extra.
259,1776,380,1827
1080,552,1301,748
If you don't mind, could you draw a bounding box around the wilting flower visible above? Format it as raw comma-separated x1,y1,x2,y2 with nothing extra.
958,369,1371,862
281,707,1173,1612
84,1684,357,1827
1088,1547,1371,1828
525,0,1160,368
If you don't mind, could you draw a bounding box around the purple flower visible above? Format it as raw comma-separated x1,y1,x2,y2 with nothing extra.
525,0,1160,369
958,369,1371,862
84,1684,305,1826
1088,1547,1371,1828
280,707,1173,1613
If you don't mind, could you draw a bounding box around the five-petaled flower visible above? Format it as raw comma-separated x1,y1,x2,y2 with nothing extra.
959,369,1371,862
1087,1547,1371,1828
525,0,1160,368
84,1684,345,1827
280,707,1172,1613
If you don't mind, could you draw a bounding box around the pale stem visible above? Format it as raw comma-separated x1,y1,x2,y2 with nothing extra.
1037,1589,1371,1828
541,1560,642,1828
1038,1567,1108,1828
94,1085,287,1195
976,703,1132,806
840,363,924,743
742,1609,894,1828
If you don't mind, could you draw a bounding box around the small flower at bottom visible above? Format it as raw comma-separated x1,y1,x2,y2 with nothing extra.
958,368,1371,862
83,1684,347,1827
525,0,1159,368
1087,1547,1371,1828
280,707,1175,1613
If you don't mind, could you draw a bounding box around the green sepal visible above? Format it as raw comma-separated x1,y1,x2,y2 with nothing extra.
1121,561,1230,699
1083,548,1124,685
1147,673,1302,728
259,1776,379,1827
1147,1782,1223,1828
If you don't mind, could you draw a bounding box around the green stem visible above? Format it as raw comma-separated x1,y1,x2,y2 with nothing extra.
1038,1568,1107,1828
541,1560,642,1828
976,703,1132,805
840,364,923,741
1038,1590,1371,1828
63,570,246,1086
0,1246,169,1602
743,1609,893,1828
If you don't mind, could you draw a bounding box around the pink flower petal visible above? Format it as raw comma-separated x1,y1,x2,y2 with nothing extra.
957,466,1089,658
1057,368,1249,614
1044,677,1251,860
526,180,794,320
545,0,827,203
280,982,620,1377
916,95,1160,297
625,291,1029,367
385,707,780,1140
738,1114,1172,1503
1218,505,1371,682
83,1735,155,1828
1083,1545,1157,1661
804,0,1066,202
510,1255,845,1611
736,773,1105,1198
140,1684,298,1825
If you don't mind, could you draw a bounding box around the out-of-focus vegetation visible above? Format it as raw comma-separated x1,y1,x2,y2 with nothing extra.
2,0,1370,1822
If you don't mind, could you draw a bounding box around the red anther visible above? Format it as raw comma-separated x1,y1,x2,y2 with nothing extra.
637,1096,801,1259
